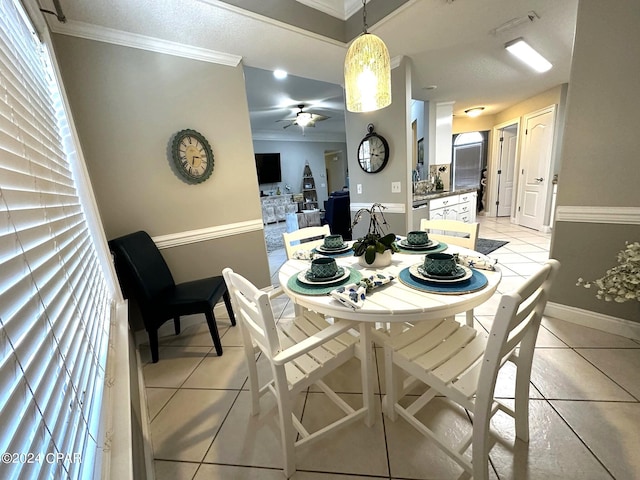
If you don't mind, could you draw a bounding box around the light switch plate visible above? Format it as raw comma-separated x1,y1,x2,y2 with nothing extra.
391,181,401,193
357,184,363,194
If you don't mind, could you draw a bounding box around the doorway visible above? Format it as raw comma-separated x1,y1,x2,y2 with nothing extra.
496,124,518,217
324,150,347,194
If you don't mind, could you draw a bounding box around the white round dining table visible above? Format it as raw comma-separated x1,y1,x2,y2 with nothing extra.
278,243,502,425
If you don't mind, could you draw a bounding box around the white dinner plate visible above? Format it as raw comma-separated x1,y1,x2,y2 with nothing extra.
398,239,438,250
316,244,351,254
409,264,473,284
297,267,350,286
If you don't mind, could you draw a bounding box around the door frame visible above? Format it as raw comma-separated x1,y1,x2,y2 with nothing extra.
488,117,521,218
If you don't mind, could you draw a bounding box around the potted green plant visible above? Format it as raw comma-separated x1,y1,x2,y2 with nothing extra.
351,203,398,267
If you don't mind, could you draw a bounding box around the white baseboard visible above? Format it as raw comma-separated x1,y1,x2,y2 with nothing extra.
545,302,640,341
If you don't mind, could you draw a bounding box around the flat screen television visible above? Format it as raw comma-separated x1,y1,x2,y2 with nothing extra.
255,153,282,184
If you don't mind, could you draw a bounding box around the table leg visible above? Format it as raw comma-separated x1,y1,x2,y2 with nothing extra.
466,308,474,327
359,323,376,426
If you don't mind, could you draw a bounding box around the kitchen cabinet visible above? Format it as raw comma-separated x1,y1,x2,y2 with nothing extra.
412,189,477,228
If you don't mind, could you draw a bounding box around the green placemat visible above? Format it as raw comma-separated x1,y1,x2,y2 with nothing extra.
396,241,448,255
287,268,363,296
398,266,487,295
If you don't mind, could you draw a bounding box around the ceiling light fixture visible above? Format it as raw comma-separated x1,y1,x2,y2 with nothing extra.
273,69,288,79
465,107,485,117
505,38,552,73
490,11,539,36
344,0,391,112
296,112,313,127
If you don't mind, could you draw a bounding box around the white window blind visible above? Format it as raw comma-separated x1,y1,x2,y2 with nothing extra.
0,0,112,478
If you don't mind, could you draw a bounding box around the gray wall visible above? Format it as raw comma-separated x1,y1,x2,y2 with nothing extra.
550,0,640,322
345,58,412,239
253,140,348,205
51,35,272,310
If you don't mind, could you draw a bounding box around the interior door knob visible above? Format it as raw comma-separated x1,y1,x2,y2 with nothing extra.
535,177,544,182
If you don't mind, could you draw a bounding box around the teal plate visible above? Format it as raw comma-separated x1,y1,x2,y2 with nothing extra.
398,267,487,295
396,241,448,255
287,268,362,296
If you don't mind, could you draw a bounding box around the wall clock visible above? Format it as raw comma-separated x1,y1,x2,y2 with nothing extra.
171,128,214,183
357,123,389,173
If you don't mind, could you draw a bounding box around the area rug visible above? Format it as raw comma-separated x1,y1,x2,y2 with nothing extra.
264,222,287,253
476,238,509,255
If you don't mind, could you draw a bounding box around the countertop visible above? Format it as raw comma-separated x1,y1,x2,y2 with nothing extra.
412,187,478,208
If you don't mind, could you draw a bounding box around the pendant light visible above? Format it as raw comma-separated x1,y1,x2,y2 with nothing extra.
344,0,391,112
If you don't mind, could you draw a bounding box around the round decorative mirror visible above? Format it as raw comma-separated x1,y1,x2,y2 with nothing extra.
357,124,389,173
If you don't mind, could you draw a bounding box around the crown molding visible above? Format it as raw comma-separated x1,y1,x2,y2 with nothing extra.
555,206,640,225
295,0,363,20
50,20,242,66
251,130,347,143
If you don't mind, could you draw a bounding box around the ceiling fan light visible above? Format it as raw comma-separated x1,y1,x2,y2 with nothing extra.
465,107,485,117
296,112,313,127
344,33,392,113
505,38,552,73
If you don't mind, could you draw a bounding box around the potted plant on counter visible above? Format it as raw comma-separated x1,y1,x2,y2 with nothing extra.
351,203,398,267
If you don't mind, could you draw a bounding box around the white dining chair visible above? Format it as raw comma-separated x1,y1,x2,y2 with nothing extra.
419,218,480,250
282,224,331,259
379,259,560,480
420,218,481,326
222,268,367,478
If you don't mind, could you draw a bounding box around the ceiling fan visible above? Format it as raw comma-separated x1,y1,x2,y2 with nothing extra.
277,104,329,129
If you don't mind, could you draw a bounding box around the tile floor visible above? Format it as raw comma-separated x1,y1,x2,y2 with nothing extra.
143,216,640,479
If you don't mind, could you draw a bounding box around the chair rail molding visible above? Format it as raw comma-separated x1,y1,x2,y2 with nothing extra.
350,202,406,214
555,206,640,225
152,219,264,249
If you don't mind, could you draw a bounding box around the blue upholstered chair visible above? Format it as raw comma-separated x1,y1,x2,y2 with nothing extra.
323,190,352,240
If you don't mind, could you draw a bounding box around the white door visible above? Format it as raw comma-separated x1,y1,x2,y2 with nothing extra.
497,125,517,217
518,106,555,230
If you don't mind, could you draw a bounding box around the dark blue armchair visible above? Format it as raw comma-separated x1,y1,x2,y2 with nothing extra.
323,191,352,240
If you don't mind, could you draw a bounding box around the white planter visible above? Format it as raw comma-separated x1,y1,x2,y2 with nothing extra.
357,249,392,268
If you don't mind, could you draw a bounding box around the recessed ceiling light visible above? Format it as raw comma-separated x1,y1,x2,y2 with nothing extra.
465,107,485,117
505,38,552,73
273,69,288,79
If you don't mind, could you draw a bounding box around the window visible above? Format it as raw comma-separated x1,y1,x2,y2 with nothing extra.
0,0,115,478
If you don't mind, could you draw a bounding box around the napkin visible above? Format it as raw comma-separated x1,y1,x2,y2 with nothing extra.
330,272,395,309
454,253,498,271
291,249,319,260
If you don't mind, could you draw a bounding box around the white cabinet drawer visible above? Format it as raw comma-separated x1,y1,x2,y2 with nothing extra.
429,194,459,210
458,191,476,203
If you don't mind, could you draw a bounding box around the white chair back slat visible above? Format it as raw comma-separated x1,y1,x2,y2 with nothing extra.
419,219,480,250
282,224,331,259
229,274,282,359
